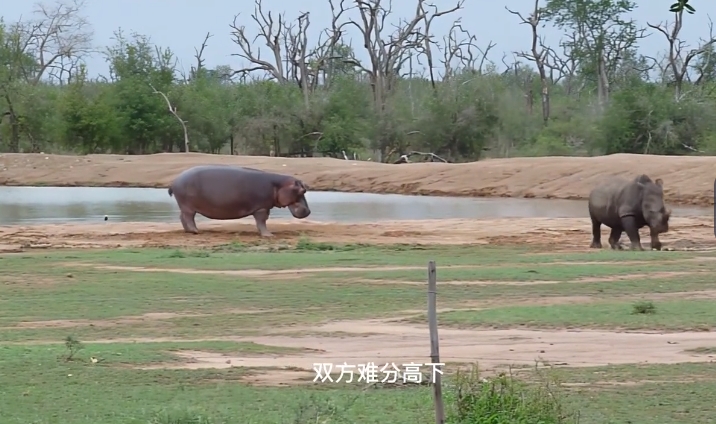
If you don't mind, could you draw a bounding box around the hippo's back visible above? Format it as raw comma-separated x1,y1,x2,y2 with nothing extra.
169,165,278,216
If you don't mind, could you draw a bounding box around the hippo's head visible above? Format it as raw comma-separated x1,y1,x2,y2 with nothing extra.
275,179,311,219
640,178,671,234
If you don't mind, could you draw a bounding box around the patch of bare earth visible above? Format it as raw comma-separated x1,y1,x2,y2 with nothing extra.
76,263,477,276
353,271,706,286
0,212,713,253
118,319,716,386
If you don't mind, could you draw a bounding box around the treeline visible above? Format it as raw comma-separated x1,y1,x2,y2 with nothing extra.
1,0,715,162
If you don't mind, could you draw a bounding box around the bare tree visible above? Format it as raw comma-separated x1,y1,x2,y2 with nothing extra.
150,84,190,153
691,35,716,85
190,32,212,80
542,32,582,95
229,0,287,81
438,22,493,81
314,0,352,89
229,0,349,97
0,0,93,152
16,0,94,85
647,13,716,100
344,0,460,110
415,1,463,90
440,23,474,80
506,0,550,124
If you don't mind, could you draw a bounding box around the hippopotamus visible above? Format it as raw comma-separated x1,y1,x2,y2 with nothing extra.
168,165,311,237
588,174,671,251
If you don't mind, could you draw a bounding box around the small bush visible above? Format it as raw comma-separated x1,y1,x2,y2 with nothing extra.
631,300,656,315
148,408,217,424
445,364,579,424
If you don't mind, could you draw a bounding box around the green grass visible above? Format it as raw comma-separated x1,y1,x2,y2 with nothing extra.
430,299,716,331
0,342,436,424
547,362,716,424
1,241,716,423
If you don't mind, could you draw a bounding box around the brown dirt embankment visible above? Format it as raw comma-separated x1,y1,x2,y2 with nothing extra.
0,152,714,206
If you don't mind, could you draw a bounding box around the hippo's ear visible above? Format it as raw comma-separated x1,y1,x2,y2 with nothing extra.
655,178,663,187
295,180,307,195
274,181,303,208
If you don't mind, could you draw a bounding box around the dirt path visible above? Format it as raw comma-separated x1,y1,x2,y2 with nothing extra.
132,319,716,386
1,152,715,206
0,216,713,252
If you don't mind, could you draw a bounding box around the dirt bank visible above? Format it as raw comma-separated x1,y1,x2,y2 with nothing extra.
0,216,712,252
0,152,714,206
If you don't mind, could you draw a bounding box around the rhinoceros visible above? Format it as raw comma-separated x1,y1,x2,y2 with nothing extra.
588,174,671,251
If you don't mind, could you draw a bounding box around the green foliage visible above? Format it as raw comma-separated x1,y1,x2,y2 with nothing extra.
1,5,716,160
600,81,716,154
670,0,696,14
445,365,579,424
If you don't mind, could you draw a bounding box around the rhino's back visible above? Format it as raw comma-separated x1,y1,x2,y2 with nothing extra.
588,176,635,224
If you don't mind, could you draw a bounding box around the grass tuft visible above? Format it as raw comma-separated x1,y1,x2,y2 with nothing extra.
445,364,580,423
631,300,656,315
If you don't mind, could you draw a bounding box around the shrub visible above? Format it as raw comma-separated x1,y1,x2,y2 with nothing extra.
444,364,579,424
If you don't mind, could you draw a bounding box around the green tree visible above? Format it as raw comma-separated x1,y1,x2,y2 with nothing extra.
543,0,644,107
105,30,180,153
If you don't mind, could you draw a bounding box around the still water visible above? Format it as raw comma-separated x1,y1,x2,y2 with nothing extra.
0,186,710,225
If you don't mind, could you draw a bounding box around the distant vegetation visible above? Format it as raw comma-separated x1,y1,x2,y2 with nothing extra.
1,0,715,162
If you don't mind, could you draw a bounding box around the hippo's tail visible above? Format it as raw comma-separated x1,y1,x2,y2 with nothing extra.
168,187,173,197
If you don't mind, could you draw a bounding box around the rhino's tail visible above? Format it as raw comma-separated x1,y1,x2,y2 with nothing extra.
168,187,173,197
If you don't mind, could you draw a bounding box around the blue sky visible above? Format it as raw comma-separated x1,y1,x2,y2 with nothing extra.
3,0,714,79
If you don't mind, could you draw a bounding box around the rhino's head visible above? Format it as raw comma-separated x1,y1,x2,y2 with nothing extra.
640,178,671,234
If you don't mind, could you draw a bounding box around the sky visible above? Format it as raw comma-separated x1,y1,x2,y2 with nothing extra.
3,0,714,80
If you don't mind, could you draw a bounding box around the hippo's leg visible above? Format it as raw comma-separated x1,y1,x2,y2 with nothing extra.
253,209,273,237
649,228,662,251
621,216,644,251
589,216,602,248
608,228,623,250
180,210,199,234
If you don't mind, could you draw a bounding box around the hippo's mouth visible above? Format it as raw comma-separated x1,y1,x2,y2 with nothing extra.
288,200,311,219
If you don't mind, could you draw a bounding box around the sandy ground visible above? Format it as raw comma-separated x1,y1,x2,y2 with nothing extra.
0,216,713,252
0,152,715,206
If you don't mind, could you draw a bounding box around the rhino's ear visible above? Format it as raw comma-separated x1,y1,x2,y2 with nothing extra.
655,178,663,187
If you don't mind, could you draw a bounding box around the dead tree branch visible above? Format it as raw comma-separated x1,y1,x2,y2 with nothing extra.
393,151,448,164
542,32,582,95
691,17,715,85
150,84,190,153
304,0,351,90
191,32,212,80
506,0,550,124
416,1,464,90
344,0,460,110
16,0,94,85
229,0,286,81
647,10,715,100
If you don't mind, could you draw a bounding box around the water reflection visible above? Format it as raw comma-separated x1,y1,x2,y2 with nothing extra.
0,186,710,225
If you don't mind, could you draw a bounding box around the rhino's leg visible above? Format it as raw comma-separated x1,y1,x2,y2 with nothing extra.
589,217,602,248
649,228,662,251
608,228,623,250
621,216,644,251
